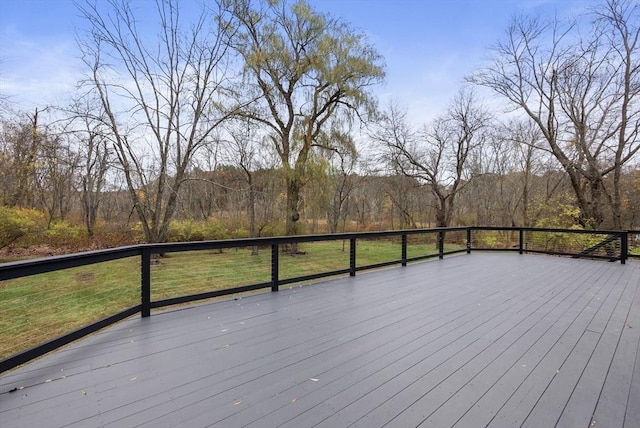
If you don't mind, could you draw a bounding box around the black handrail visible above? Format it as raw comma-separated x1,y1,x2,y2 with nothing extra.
0,226,632,373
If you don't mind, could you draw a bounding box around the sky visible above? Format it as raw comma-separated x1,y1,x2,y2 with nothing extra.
0,0,596,124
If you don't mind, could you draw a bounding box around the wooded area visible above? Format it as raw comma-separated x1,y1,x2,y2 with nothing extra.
0,0,638,255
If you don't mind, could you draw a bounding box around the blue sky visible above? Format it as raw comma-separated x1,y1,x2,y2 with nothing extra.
0,0,593,123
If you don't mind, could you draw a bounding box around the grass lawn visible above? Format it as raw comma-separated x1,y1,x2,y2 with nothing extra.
0,238,462,361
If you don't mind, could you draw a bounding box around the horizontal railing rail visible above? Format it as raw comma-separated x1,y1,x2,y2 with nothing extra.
0,226,633,373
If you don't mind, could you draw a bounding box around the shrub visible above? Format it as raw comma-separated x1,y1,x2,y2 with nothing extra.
45,221,86,247
476,232,500,248
168,219,206,242
231,227,250,239
258,222,285,237
203,220,230,240
140,219,233,243
0,207,46,248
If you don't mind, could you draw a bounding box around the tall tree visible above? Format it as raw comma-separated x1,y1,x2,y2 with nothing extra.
77,0,239,243
326,150,358,234
468,119,547,227
0,109,80,224
62,98,113,238
469,0,639,228
593,0,640,228
34,132,80,226
507,120,544,227
224,0,384,244
374,91,489,228
223,119,262,254
0,110,42,208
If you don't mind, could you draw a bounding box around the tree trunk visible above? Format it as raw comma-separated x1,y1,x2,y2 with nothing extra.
285,178,302,253
611,168,623,230
248,181,258,256
522,164,531,227
435,207,446,227
82,191,97,238
584,178,605,229
434,196,447,250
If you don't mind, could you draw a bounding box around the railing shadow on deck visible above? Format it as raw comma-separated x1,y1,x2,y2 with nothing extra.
0,226,635,374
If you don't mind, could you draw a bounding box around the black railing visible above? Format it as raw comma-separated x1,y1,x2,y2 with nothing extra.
0,226,633,373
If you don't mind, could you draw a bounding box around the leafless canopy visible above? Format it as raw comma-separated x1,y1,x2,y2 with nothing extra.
77,0,239,242
469,0,639,228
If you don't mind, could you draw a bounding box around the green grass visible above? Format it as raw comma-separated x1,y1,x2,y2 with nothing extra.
0,257,140,359
0,239,464,360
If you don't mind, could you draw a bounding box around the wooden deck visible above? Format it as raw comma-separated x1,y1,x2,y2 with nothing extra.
1,254,639,428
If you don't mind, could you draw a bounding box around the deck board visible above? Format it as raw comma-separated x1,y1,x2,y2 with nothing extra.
451,264,630,428
1,253,638,428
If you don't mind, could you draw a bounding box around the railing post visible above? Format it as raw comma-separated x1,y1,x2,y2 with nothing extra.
438,231,444,259
349,238,356,276
466,228,472,254
401,234,407,267
621,231,628,265
519,229,524,255
141,248,151,318
271,243,279,291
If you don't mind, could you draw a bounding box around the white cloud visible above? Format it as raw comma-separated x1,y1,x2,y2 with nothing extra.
0,30,82,110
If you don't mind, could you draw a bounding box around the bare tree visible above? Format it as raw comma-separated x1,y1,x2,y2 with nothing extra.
0,109,80,224
77,0,240,243
62,98,113,238
470,119,548,226
374,91,489,228
326,150,358,234
593,0,640,228
34,132,80,226
0,109,42,208
469,0,639,228
508,120,540,227
223,119,262,254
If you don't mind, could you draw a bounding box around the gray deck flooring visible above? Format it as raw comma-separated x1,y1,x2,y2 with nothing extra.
1,253,639,428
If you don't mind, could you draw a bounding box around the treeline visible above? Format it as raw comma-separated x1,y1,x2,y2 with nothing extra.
0,123,637,251
0,0,638,252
